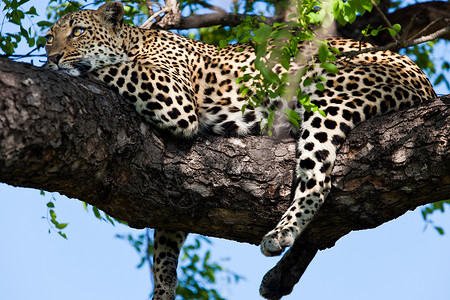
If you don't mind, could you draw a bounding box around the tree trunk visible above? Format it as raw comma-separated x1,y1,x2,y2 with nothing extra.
1,59,449,297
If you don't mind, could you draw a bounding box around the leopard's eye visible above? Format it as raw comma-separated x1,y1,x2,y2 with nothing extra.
72,27,85,37
46,35,54,45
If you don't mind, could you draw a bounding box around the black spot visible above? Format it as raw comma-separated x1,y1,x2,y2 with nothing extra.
183,105,193,113
306,179,317,189
204,87,215,95
156,83,170,93
300,158,316,170
325,106,339,116
332,134,344,146
340,122,352,136
324,119,337,129
188,115,197,123
346,83,358,90
311,117,322,128
177,119,189,128
121,65,129,75
314,132,328,143
326,80,334,88
117,77,125,87
342,109,352,121
315,149,330,162
138,92,152,101
108,68,118,76
330,99,343,104
141,109,155,117
167,108,181,119
222,121,238,134
243,111,256,123
131,71,139,84
353,111,361,123
103,74,114,84
207,106,221,114
381,100,391,114
345,102,357,109
127,82,136,93
304,142,314,151
363,78,375,86
301,129,310,139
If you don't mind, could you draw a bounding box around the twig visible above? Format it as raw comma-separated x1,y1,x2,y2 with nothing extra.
139,6,170,29
409,17,449,41
341,26,450,57
401,15,417,40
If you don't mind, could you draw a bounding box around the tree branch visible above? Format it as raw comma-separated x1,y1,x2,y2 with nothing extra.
338,1,450,45
0,59,449,297
342,25,450,57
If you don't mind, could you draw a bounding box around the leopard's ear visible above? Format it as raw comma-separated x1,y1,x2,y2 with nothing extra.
96,1,124,30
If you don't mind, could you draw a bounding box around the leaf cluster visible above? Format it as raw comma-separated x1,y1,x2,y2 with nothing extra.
1,0,47,56
422,200,450,235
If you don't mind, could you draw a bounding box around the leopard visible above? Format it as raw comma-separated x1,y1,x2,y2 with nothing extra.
45,2,436,299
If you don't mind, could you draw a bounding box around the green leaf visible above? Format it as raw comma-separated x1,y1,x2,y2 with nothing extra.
435,226,444,235
49,209,57,220
320,62,339,74
241,87,250,96
92,206,102,220
55,222,68,230
392,23,402,33
304,77,313,86
37,21,54,28
218,39,228,49
359,0,374,12
253,24,272,44
387,28,396,37
316,83,325,91
318,44,328,64
46,202,55,208
25,6,37,15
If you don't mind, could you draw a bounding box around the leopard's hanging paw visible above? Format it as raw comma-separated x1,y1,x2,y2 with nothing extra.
260,228,297,257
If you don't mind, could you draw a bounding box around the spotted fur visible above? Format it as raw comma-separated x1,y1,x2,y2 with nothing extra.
45,2,436,299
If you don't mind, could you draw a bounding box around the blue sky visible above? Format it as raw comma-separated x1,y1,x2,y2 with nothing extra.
1,1,449,299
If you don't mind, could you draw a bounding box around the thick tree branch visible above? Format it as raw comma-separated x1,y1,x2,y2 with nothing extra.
1,59,449,246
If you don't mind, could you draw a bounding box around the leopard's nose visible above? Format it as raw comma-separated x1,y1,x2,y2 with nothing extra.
48,53,63,64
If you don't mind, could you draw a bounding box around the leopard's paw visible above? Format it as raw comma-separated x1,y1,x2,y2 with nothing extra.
260,229,295,257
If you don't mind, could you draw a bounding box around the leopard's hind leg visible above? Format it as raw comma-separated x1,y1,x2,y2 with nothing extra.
152,229,187,300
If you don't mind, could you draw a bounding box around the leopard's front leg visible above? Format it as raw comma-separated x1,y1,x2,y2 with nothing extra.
260,108,348,256
152,229,187,300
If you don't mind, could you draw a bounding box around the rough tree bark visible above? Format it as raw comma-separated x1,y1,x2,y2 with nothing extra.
0,58,449,296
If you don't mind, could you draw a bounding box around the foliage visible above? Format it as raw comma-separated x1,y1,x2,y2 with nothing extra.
0,0,47,56
116,231,242,299
217,0,380,134
41,189,68,239
422,200,450,235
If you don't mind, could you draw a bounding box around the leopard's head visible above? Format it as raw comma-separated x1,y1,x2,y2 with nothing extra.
45,1,128,76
